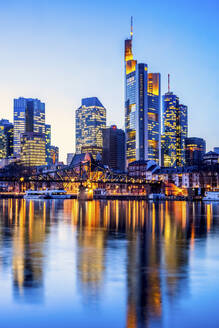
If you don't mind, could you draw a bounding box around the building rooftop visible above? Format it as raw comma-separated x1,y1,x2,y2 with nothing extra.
81,97,104,108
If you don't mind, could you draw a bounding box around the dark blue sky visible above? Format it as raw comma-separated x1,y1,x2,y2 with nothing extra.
0,0,218,160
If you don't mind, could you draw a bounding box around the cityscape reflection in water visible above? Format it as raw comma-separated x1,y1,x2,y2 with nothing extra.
0,199,219,327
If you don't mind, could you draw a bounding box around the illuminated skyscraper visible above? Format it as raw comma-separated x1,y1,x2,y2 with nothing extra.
49,145,59,165
20,132,46,166
177,104,188,166
162,78,188,167
45,124,51,165
13,98,45,155
125,18,161,166
185,137,206,166
102,125,125,172
148,73,161,164
0,119,13,159
75,97,106,159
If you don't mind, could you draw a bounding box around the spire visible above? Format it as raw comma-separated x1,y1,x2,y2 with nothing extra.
130,16,133,40
168,74,170,92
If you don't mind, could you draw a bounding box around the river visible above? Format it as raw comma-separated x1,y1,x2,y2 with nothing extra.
0,199,219,327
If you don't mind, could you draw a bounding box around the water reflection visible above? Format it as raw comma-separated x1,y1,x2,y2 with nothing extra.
0,200,219,327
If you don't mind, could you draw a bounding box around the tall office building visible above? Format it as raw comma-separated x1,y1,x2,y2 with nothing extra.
102,125,125,172
45,124,51,165
75,97,106,159
147,73,161,164
125,18,161,166
214,147,219,155
185,137,206,166
0,119,13,159
13,98,45,155
162,78,188,167
20,132,46,167
67,153,74,166
49,146,59,165
177,104,188,166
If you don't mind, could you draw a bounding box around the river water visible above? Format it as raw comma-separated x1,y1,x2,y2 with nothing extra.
0,199,219,328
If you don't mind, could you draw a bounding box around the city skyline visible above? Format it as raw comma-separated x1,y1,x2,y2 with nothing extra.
0,0,218,161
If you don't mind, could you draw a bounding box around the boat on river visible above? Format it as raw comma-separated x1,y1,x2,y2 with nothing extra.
24,189,71,199
203,191,219,201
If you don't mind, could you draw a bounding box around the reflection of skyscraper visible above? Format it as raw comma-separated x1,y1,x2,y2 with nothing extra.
126,202,162,328
12,200,48,303
125,19,161,166
76,202,106,300
75,97,106,159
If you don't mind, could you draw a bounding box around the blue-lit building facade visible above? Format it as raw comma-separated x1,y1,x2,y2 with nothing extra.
177,104,188,166
147,73,161,164
75,97,106,158
0,119,13,159
45,124,51,165
13,97,45,155
162,92,188,167
102,125,125,172
185,137,206,166
125,23,161,166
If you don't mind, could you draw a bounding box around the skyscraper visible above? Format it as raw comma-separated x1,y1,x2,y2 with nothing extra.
125,18,161,166
45,124,51,165
147,73,161,164
13,98,45,155
0,119,13,159
49,146,59,165
75,97,106,159
20,132,46,167
162,77,188,167
177,104,188,166
185,137,206,166
102,125,125,172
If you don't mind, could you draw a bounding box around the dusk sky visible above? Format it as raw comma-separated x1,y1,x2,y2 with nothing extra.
0,0,218,161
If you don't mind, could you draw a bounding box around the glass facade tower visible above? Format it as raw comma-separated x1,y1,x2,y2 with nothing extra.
0,119,13,159
20,132,46,167
147,73,161,164
45,124,51,165
162,92,188,167
75,97,106,158
13,97,45,155
125,20,161,166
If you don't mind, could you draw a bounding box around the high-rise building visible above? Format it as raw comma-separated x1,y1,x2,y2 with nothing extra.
20,132,46,167
0,119,13,159
49,146,59,165
67,153,74,166
162,92,179,167
162,78,188,167
147,73,161,164
75,97,106,159
176,104,188,166
45,124,51,165
185,137,206,166
13,98,45,155
213,147,219,155
102,125,125,172
125,18,161,166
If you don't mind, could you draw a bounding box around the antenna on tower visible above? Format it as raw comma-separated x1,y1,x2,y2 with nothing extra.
130,16,133,40
168,74,170,92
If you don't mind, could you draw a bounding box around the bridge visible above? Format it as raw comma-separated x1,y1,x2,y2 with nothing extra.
0,154,163,196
